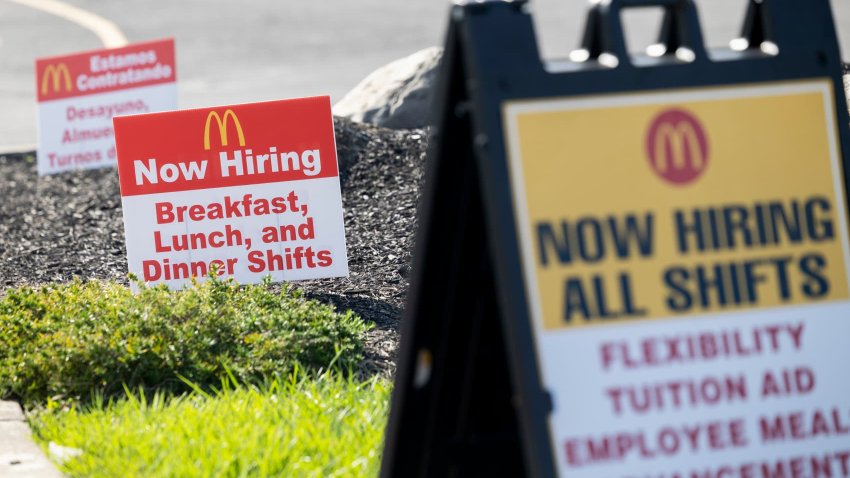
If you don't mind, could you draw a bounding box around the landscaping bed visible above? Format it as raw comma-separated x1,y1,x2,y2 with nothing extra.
0,118,425,475
0,117,427,377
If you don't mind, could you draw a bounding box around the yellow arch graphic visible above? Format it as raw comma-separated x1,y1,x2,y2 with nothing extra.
204,110,246,150
653,122,704,173
41,63,72,95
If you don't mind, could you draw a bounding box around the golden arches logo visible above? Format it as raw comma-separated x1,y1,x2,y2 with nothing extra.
645,108,709,185
652,122,704,173
41,63,72,95
203,110,245,150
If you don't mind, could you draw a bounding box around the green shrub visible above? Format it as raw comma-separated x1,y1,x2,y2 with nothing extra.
0,277,370,406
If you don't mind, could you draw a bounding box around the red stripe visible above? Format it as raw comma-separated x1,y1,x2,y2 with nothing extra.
114,96,339,197
36,38,176,102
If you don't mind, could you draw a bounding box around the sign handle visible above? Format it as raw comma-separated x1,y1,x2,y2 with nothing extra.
732,0,777,53
574,0,708,67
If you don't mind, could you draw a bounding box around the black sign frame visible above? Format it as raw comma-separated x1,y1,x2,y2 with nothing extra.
381,1,850,477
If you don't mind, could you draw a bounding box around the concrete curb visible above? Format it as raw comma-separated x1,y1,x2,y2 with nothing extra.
0,401,64,477
0,145,36,157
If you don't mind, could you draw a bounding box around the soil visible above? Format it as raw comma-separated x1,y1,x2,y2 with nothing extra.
0,117,427,377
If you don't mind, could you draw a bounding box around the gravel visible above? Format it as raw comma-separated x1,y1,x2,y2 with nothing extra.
0,117,427,376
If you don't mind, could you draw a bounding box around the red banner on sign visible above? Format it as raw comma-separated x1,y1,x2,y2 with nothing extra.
113,96,339,197
36,38,176,102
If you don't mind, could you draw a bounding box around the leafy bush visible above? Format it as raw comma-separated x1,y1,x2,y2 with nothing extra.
0,277,369,405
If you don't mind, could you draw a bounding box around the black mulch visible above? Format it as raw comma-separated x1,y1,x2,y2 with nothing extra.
0,117,428,376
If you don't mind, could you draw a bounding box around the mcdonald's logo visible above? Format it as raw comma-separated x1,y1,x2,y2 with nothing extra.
40,63,73,95
203,109,245,150
645,108,709,185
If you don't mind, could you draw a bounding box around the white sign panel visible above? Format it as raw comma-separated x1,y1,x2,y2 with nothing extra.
113,96,348,289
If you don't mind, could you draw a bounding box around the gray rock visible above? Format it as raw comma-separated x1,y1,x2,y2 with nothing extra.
333,47,442,130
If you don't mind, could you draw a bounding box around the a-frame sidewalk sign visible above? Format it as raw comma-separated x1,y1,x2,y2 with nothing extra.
382,0,850,477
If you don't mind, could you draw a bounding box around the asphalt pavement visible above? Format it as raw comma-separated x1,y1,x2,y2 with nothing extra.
1,0,848,148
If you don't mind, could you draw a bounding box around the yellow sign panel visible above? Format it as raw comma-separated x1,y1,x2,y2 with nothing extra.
504,80,850,331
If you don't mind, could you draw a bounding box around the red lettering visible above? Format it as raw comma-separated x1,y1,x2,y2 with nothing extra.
247,250,267,273
317,250,333,267
154,230,169,252
657,428,679,455
143,259,161,281
761,461,787,478
812,410,831,437
189,204,206,221
789,412,805,439
761,414,786,441
600,342,619,370
760,407,850,443
140,257,237,281
562,419,749,467
564,440,582,467
209,259,225,276
156,202,174,224
789,457,805,478
682,424,700,449
729,419,747,447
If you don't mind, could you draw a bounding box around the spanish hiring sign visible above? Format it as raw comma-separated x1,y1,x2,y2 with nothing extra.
112,96,349,289
36,38,176,176
505,80,850,477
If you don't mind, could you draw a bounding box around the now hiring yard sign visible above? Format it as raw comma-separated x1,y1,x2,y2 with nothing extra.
381,2,850,477
112,96,349,289
36,38,176,176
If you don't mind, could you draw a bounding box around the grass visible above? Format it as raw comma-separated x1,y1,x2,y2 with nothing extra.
30,370,392,478
1,276,389,476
